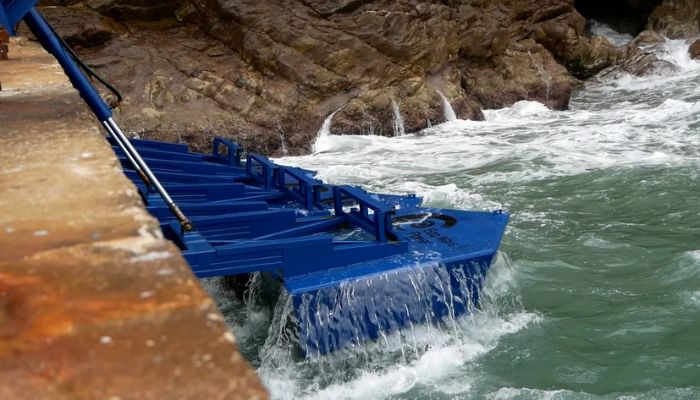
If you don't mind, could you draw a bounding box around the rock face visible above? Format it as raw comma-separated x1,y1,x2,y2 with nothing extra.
690,38,700,58
647,0,700,38
29,0,674,155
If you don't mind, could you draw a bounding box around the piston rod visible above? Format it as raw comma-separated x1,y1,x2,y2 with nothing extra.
23,8,193,232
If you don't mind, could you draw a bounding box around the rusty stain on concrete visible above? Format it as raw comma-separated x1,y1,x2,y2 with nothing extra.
0,41,268,399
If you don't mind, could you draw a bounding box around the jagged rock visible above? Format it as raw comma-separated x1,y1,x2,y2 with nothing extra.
591,28,676,78
178,0,586,130
41,0,84,4
31,0,673,155
647,0,700,38
633,29,667,47
40,5,123,47
463,46,576,110
596,49,678,79
689,39,700,58
86,0,181,21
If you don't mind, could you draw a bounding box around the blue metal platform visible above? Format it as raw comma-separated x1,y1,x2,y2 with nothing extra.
117,137,509,355
1,0,509,356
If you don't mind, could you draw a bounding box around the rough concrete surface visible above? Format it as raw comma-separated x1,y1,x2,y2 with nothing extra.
0,41,268,399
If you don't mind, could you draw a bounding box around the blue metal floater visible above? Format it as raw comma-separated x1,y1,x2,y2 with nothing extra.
113,137,510,355
1,1,510,356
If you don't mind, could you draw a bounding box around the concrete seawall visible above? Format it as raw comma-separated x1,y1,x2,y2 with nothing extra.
0,41,268,399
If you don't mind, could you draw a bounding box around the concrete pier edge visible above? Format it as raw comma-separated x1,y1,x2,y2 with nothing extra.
0,39,268,399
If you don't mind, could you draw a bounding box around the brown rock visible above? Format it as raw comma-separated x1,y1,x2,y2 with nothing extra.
647,0,700,39
40,4,123,48
689,39,700,59
633,29,667,46
87,0,181,21
0,28,8,61
30,0,675,154
463,47,576,110
597,50,679,78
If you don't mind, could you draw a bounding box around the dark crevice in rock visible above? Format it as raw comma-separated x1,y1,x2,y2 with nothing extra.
574,0,661,36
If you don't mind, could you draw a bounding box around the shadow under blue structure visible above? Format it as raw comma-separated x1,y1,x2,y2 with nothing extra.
2,0,509,356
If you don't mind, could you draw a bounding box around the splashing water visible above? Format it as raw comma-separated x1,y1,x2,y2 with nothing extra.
278,130,289,156
317,109,340,138
252,254,537,400
391,98,406,137
589,20,634,47
314,108,342,153
209,24,700,399
436,90,457,122
528,51,552,102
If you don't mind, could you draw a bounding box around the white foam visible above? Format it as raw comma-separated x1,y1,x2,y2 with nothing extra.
317,109,339,139
283,89,700,188
391,98,406,137
484,101,553,122
392,181,502,210
657,38,700,72
578,233,628,250
685,250,700,262
260,311,541,400
682,291,700,308
589,21,633,47
489,387,574,400
437,90,458,122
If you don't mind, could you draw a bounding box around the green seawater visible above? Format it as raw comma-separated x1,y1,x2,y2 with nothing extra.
466,166,700,399
204,36,700,400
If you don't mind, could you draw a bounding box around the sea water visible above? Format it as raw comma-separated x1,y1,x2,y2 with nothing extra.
205,28,700,399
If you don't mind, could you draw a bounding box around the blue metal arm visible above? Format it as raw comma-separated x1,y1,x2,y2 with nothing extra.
22,9,113,121
2,3,112,124
0,2,194,232
0,0,37,35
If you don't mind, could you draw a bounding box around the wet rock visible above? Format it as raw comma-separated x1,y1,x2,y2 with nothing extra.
583,28,677,78
0,27,8,61
647,0,700,38
597,49,679,78
86,0,181,21
633,29,667,47
40,5,123,48
689,38,700,59
41,0,84,4
463,46,576,110
33,0,676,154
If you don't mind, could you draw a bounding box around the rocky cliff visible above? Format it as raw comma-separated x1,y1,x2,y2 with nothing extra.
30,0,696,155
